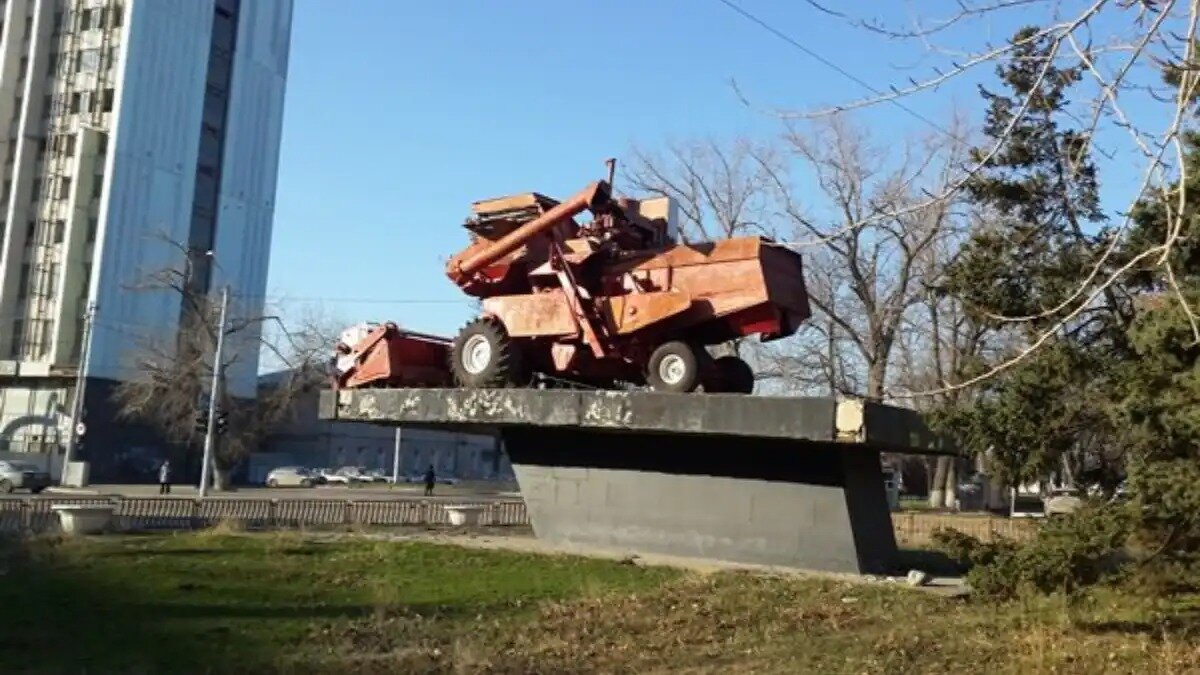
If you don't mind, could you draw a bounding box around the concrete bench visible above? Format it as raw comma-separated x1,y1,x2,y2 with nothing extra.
443,504,487,526
52,504,115,535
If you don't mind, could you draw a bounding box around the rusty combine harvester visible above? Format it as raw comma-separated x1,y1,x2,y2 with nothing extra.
337,165,811,393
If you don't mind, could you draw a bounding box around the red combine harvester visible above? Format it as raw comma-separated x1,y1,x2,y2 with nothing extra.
336,166,811,393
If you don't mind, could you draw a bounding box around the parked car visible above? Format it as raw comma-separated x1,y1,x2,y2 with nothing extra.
265,466,316,488
317,468,351,485
0,460,50,494
1043,487,1083,516
365,469,390,483
335,466,374,483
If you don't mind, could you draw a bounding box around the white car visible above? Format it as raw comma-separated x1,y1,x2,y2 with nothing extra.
265,466,316,488
335,466,374,483
1044,488,1083,517
317,468,351,485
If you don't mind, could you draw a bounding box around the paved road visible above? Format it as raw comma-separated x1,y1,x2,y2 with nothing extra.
33,481,521,502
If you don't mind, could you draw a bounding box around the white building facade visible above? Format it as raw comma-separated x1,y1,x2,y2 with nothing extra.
0,0,292,476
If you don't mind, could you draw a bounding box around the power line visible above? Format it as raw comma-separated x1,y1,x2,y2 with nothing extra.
713,0,958,139
240,295,470,305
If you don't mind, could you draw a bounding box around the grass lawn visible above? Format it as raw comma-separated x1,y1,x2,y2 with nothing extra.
0,531,1197,674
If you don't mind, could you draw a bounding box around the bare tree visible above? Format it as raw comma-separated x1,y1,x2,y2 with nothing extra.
626,118,968,403
723,0,1200,392
626,138,781,241
112,237,330,490
765,116,969,400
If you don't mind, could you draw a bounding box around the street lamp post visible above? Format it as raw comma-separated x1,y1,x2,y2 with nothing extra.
60,302,96,485
198,285,230,498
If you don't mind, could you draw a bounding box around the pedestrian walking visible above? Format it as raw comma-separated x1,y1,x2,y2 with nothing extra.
423,464,436,497
158,460,172,495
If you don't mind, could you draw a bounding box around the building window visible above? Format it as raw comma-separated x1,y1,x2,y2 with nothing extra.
91,179,102,200
57,177,71,199
77,49,100,73
86,216,98,242
70,93,81,114
46,51,57,76
101,88,114,112
17,264,29,298
9,321,22,358
52,220,64,244
51,134,76,156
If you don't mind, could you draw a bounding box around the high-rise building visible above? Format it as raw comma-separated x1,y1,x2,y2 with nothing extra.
0,0,293,477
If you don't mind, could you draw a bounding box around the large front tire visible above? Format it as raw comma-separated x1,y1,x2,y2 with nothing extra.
646,341,701,393
451,317,527,388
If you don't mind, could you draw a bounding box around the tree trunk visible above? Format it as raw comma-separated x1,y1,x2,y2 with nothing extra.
213,467,232,492
944,459,958,510
929,455,950,508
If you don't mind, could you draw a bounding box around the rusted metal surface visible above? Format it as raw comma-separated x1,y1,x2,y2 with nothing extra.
333,323,452,390
340,165,813,393
447,181,610,285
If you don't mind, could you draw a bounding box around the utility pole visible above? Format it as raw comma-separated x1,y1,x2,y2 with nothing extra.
199,286,230,498
392,427,403,486
61,302,96,484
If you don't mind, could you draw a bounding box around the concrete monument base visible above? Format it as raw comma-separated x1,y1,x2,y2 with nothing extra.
505,427,897,574
320,389,949,575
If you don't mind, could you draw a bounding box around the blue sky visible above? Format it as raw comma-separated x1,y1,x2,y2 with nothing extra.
266,1,1154,341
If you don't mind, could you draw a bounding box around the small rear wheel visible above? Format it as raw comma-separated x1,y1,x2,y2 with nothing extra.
267,478,279,488
0,479,12,494
30,486,45,495
714,356,755,394
451,317,527,388
647,341,701,393
300,479,313,488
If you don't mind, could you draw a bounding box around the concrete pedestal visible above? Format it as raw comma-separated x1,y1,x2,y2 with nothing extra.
320,389,948,575
505,427,897,575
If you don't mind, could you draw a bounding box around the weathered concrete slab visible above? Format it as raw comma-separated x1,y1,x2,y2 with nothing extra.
318,388,945,574
321,388,947,454
504,427,897,575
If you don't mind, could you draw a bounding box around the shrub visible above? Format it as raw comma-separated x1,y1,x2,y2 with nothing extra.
932,505,1131,599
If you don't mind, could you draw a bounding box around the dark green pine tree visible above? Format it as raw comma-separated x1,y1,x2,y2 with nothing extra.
934,27,1127,489
946,26,1127,338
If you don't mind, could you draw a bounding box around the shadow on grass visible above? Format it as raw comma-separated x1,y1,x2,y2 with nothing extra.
895,548,964,577
0,536,372,674
1079,608,1200,640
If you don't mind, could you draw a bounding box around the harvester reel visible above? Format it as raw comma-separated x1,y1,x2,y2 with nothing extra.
451,317,527,388
647,341,701,393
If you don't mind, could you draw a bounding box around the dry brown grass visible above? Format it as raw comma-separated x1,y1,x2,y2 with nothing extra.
310,571,1200,674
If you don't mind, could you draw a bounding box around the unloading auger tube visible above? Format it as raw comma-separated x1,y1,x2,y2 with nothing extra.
445,180,612,286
